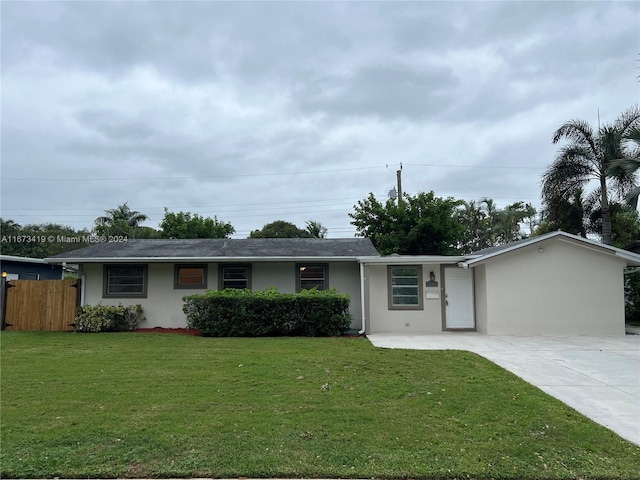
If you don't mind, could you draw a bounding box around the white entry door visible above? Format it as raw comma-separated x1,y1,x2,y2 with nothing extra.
444,267,475,329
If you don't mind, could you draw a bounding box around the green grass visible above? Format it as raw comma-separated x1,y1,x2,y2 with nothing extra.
1,332,638,479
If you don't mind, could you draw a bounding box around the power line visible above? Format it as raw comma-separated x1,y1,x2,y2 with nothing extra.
404,163,545,170
2,165,391,181
2,161,546,181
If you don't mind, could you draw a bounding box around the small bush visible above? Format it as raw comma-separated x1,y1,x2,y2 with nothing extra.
183,287,351,337
75,304,145,333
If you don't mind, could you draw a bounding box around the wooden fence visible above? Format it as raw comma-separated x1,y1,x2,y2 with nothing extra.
3,279,79,331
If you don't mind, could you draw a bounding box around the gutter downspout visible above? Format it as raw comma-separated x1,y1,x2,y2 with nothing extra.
80,267,86,306
358,262,366,335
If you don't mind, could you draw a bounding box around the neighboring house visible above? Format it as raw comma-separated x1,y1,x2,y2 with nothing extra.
46,238,379,331
357,231,640,336
45,232,640,336
1,255,64,280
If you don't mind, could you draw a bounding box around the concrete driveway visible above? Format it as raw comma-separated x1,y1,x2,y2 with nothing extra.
367,333,640,446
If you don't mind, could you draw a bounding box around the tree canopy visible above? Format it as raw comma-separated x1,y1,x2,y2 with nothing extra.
305,220,328,239
1,218,90,258
457,199,536,253
536,190,587,238
541,105,640,245
609,124,640,208
159,209,235,239
94,202,149,238
249,220,312,238
349,191,464,255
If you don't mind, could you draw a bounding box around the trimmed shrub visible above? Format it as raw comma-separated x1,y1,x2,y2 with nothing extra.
183,287,351,337
75,304,145,333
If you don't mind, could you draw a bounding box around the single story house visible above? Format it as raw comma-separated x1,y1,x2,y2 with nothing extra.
46,238,379,331
46,231,640,336
1,255,64,280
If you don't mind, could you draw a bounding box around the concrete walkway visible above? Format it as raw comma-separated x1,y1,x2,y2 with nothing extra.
367,333,640,446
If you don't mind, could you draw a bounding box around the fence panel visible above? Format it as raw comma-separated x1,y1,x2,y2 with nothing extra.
4,279,79,331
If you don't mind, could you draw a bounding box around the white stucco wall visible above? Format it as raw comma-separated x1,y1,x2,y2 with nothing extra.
82,261,363,330
477,239,627,336
472,264,488,334
366,264,444,334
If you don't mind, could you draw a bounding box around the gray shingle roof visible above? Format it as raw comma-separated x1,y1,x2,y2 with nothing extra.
470,236,535,256
47,238,379,261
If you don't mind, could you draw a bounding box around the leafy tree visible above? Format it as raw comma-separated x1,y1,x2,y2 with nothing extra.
350,191,464,255
482,198,537,246
493,201,537,244
457,200,489,252
542,105,640,245
0,220,90,258
249,220,311,239
135,226,161,239
457,199,536,253
159,209,235,239
94,202,149,238
1,218,21,238
587,202,640,249
305,220,328,239
536,190,587,237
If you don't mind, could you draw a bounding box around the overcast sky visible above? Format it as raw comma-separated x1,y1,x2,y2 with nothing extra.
2,1,639,239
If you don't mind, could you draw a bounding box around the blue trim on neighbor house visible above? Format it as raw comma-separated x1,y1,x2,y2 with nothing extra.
1,258,63,280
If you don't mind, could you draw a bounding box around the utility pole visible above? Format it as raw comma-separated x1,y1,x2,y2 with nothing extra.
396,163,403,203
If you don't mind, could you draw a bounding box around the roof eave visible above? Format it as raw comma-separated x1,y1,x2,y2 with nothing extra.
465,231,640,267
357,255,478,265
1,255,49,265
44,256,367,264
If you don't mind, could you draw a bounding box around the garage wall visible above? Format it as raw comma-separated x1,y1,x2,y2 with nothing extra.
366,264,444,334
479,239,626,336
473,264,488,334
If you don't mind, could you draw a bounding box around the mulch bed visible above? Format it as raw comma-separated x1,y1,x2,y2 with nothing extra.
134,328,362,338
135,327,202,336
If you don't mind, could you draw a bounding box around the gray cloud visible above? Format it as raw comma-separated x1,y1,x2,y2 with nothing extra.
295,64,457,120
2,1,637,238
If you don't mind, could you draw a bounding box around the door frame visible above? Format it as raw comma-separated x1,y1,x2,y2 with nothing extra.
440,265,476,331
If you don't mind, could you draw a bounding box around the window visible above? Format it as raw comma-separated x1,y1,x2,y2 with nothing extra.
174,264,207,289
388,266,423,310
296,263,328,291
220,265,251,290
103,264,147,298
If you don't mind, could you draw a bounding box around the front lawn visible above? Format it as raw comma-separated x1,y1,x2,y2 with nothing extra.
1,332,638,479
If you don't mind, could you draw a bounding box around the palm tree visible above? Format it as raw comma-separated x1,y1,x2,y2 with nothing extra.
457,200,489,252
95,203,148,238
542,106,640,245
305,220,328,239
609,125,640,209
480,198,500,245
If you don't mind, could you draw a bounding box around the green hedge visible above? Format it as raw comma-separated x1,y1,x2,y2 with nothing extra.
75,304,145,333
182,288,351,337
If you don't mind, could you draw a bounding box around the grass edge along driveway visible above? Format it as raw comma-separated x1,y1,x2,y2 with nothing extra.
1,332,639,479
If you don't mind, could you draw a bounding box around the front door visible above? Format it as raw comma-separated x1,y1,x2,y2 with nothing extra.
444,267,475,329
